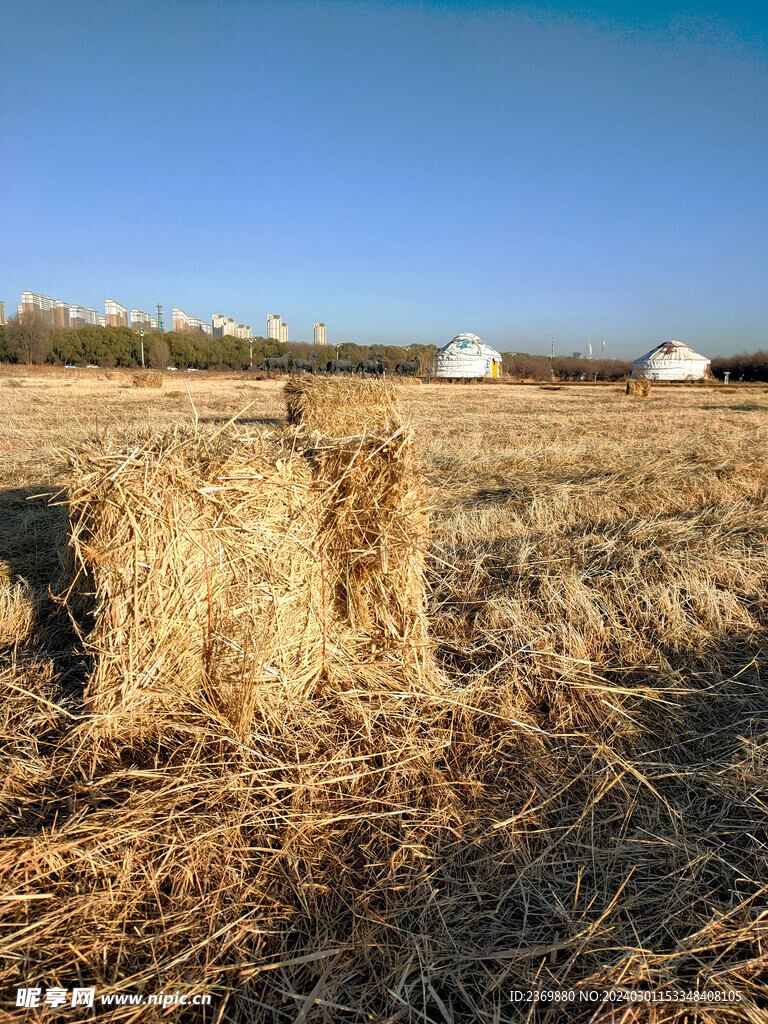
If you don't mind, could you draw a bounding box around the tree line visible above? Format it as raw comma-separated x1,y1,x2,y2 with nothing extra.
0,316,438,371
709,352,768,382
503,351,768,381
502,352,636,380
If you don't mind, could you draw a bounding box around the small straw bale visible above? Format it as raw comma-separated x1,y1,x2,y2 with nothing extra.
64,418,437,744
626,377,651,396
284,375,401,435
132,370,163,389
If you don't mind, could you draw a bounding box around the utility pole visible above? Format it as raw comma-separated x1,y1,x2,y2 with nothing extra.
550,338,555,381
249,337,253,371
137,329,146,367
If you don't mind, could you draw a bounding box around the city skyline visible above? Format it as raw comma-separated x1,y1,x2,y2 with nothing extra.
1,1,766,358
11,290,332,345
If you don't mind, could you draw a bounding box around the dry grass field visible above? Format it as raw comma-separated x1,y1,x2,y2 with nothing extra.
1,369,768,1022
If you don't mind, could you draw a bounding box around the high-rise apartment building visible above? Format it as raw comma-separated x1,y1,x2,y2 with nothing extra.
130,310,159,332
172,308,188,332
313,322,326,346
20,292,101,330
266,314,282,340
105,299,128,327
69,305,102,329
267,314,290,343
0,301,6,325
213,314,252,339
172,308,213,335
53,300,70,329
21,291,57,328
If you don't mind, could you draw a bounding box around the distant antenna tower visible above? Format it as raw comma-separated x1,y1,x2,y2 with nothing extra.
156,303,164,332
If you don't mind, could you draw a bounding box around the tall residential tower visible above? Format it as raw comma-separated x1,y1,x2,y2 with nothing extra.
267,314,282,340
172,308,213,335
131,309,160,332
105,299,128,327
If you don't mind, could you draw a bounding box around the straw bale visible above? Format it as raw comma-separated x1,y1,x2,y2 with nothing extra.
626,377,651,396
132,371,163,389
284,374,401,435
283,376,431,673
64,420,437,743
311,427,432,676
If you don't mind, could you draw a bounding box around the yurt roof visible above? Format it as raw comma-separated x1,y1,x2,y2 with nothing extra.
633,340,711,366
437,333,502,359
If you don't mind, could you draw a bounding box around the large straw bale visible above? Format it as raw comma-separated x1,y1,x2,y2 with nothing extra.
284,374,401,435
66,428,318,739
64,418,437,743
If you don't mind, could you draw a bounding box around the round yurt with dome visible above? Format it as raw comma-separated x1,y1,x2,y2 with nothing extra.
632,340,711,382
434,333,502,379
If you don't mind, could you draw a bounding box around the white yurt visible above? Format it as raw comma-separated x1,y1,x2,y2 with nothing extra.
632,340,711,381
434,333,502,379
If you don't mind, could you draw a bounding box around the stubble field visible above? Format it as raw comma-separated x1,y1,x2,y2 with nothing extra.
1,370,767,1022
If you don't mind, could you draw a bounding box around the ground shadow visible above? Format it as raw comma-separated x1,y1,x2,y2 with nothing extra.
0,486,83,663
0,487,69,595
461,484,536,508
197,416,284,428
706,403,766,411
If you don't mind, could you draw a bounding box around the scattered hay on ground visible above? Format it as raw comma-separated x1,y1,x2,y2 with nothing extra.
131,370,163,389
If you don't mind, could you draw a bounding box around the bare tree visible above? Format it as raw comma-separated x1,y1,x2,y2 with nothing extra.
149,338,171,370
6,312,52,364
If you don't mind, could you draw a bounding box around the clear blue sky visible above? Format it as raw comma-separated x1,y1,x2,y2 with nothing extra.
1,0,766,357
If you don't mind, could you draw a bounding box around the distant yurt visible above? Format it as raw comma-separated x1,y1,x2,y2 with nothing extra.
632,340,711,382
434,334,502,379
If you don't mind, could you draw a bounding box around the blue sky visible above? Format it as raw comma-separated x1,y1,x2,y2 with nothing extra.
1,0,766,357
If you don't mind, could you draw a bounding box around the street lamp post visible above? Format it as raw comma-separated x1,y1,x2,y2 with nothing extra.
137,328,146,367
